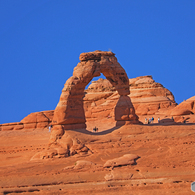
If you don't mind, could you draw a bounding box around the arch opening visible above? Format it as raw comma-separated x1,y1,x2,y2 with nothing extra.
85,73,106,90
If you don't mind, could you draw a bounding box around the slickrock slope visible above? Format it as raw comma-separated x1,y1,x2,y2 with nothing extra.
170,96,195,116
0,123,195,194
169,96,195,123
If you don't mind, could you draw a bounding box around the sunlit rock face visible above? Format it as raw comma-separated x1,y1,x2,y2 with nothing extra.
52,50,139,129
84,75,177,121
170,96,195,116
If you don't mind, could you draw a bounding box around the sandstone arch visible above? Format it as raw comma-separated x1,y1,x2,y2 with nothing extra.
52,50,139,130
32,51,139,160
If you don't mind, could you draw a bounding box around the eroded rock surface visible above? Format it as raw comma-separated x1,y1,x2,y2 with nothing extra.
1,124,194,194
84,75,177,120
52,50,138,128
103,154,139,168
170,96,195,116
31,129,91,160
0,111,53,131
21,110,53,129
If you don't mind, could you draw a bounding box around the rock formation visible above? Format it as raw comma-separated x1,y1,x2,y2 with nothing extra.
2,76,195,132
52,50,139,130
2,75,195,132
170,96,195,116
129,76,177,115
0,111,53,131
31,130,91,160
169,96,195,123
31,51,139,159
84,75,177,120
21,110,53,129
103,154,139,168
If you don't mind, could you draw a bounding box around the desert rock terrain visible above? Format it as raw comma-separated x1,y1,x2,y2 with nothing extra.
0,122,195,194
0,51,195,194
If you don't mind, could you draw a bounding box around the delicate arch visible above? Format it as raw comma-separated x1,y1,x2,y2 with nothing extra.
52,51,138,129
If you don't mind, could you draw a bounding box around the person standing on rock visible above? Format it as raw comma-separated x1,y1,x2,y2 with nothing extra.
145,118,147,124
93,126,98,133
48,125,52,132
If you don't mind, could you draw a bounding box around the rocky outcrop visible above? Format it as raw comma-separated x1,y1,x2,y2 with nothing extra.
0,122,23,131
52,50,138,130
21,110,53,129
130,76,177,115
64,160,97,170
0,111,53,131
170,96,195,116
31,130,91,160
84,75,177,120
103,154,139,168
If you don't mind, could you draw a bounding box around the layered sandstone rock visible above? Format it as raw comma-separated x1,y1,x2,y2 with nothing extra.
0,111,53,131
130,76,177,115
21,111,53,129
0,122,23,131
84,75,177,120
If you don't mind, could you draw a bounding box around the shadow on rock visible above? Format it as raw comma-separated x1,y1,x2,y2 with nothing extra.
71,125,122,135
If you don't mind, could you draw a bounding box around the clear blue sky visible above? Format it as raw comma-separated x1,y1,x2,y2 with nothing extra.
0,0,195,124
